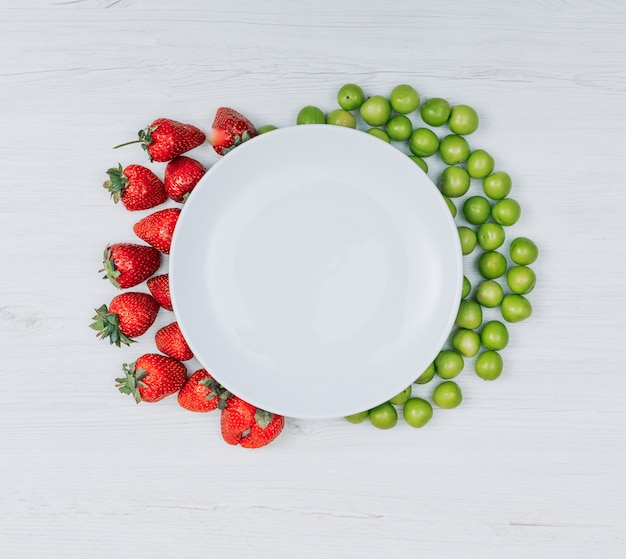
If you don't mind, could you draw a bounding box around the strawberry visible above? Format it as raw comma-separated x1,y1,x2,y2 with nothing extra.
90,292,159,346
164,156,206,203
155,321,193,361
177,369,232,412
133,207,180,255
115,118,206,162
101,243,161,289
209,107,258,156
220,396,256,445
116,353,187,403
147,273,173,311
220,395,285,448
103,163,167,211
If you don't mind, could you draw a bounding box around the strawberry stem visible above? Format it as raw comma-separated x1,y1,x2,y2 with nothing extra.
112,126,155,157
113,139,143,149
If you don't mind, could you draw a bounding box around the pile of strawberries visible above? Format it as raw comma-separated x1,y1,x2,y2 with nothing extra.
90,109,285,449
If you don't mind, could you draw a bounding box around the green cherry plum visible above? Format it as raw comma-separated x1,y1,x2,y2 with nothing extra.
506,265,537,294
439,134,470,165
483,171,512,200
389,385,412,405
432,381,463,409
480,320,509,351
403,398,434,428
434,349,465,379
337,83,365,111
475,279,504,308
439,166,470,198
420,97,451,127
415,362,436,384
492,198,521,226
360,95,392,126
501,294,532,323
368,401,398,429
509,237,539,265
466,149,495,179
390,84,420,114
326,109,357,128
451,328,481,357
367,128,390,142
458,226,477,256
475,351,504,381
478,251,508,279
386,114,413,141
448,104,479,135
463,196,491,225
455,299,483,329
344,410,369,424
409,127,439,157
476,222,505,251
297,105,325,124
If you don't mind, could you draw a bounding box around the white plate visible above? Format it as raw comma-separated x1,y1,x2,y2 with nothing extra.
170,125,462,419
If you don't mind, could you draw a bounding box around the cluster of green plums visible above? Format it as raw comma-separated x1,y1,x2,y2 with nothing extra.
277,83,538,430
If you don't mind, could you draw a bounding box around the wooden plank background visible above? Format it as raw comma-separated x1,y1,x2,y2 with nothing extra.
1,1,625,557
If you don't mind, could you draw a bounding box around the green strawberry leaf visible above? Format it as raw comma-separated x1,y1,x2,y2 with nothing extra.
89,304,134,346
116,364,148,403
103,163,127,203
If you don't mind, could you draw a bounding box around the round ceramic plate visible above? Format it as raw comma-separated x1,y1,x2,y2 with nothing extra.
170,125,462,419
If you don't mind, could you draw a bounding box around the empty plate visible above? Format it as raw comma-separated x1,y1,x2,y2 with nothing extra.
170,125,462,418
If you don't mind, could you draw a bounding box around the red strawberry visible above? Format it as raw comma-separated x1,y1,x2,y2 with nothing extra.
164,156,206,203
90,292,159,346
147,273,173,311
155,321,193,361
209,107,258,156
133,207,180,255
177,369,232,412
220,395,285,448
101,243,161,289
116,118,206,162
116,353,187,403
220,396,256,445
103,163,167,211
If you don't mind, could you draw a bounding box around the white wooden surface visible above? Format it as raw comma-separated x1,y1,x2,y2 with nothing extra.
1,1,625,557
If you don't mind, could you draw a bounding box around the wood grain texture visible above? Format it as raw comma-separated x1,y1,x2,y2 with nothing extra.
1,1,625,558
